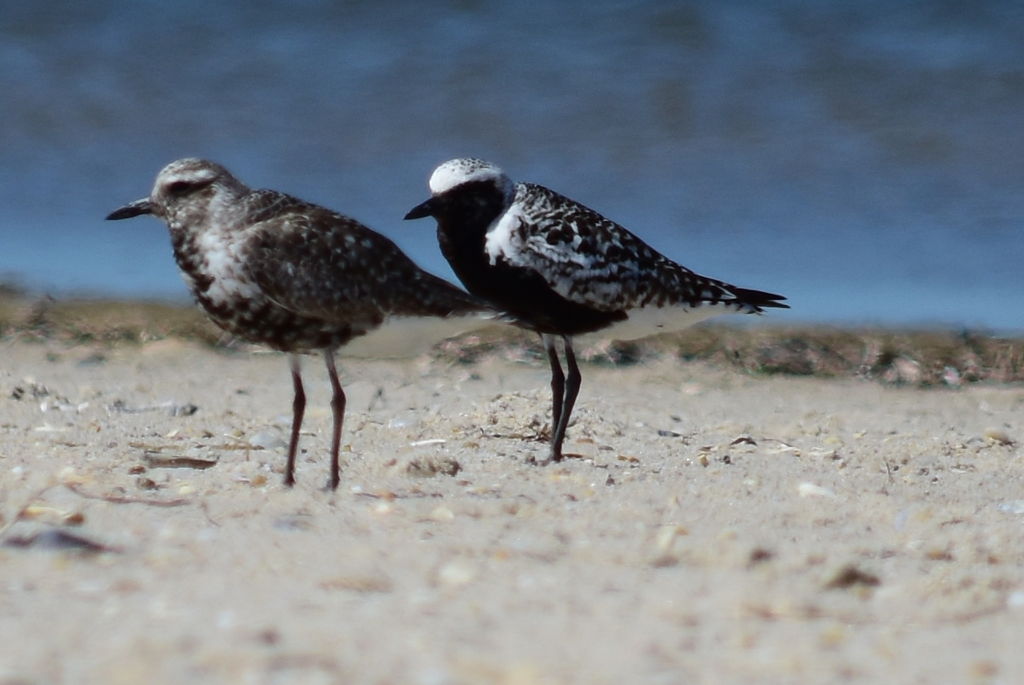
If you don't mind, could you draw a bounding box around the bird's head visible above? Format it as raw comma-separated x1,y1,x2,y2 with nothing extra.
404,158,515,226
106,158,245,227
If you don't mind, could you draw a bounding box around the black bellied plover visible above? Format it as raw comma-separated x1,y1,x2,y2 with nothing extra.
107,158,488,489
405,158,788,463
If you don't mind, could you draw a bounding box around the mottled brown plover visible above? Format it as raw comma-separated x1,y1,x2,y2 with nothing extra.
406,158,787,463
108,158,488,489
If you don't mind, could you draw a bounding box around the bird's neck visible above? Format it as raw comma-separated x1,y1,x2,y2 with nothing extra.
434,182,511,293
165,192,247,294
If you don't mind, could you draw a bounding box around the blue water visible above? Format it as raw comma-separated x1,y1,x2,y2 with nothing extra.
1,1,1022,331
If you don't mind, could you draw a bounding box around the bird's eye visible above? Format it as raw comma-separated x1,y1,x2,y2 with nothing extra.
166,180,195,196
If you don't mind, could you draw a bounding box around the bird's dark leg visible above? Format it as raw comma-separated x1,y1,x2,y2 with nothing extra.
542,334,565,445
284,354,305,487
549,335,581,462
324,348,346,490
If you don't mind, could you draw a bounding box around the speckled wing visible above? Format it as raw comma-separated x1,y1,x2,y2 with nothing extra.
486,183,750,312
244,193,483,323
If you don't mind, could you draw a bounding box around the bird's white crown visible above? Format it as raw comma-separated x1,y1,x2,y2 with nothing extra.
428,158,513,197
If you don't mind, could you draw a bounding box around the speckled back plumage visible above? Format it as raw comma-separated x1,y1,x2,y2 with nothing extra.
413,158,786,338
146,159,484,352
494,182,767,312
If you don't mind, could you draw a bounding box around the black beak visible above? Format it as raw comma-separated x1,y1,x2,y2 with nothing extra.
106,198,154,220
404,198,435,221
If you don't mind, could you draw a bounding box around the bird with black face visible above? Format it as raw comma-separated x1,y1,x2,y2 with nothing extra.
406,158,788,464
108,158,489,489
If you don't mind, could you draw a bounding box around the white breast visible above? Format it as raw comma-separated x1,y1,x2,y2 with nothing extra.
483,206,521,266
196,231,262,306
578,301,741,343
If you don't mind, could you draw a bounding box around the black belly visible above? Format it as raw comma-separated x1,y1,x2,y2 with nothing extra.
436,213,625,337
453,257,624,337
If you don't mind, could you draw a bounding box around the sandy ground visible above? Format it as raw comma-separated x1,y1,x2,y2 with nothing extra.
1,337,1022,685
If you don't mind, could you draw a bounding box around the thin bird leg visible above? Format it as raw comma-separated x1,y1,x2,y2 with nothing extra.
550,336,581,463
542,333,565,442
284,354,305,487
324,348,346,490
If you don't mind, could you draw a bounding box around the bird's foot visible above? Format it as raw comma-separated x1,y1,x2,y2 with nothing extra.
527,451,567,466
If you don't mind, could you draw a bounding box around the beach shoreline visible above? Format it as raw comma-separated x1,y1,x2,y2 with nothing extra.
1,303,1023,683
